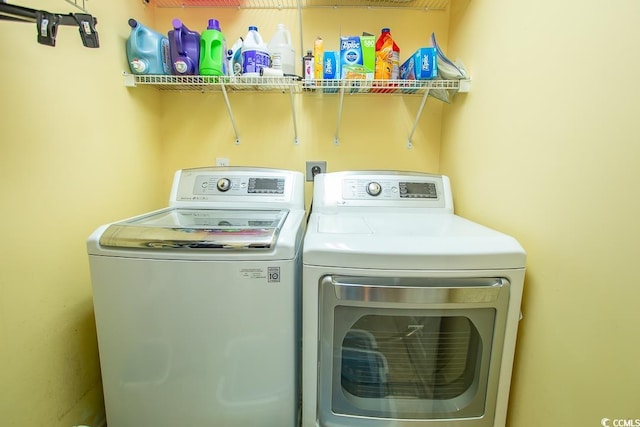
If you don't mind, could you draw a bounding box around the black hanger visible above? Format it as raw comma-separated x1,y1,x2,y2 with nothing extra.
0,1,99,48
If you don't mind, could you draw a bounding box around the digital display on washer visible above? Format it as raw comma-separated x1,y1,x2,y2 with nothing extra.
248,178,285,194
399,182,438,198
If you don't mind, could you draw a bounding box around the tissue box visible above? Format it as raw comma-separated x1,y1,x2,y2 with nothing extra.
340,35,375,79
400,47,437,80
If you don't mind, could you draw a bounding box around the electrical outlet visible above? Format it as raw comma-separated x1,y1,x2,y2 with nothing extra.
215,157,230,167
306,161,327,182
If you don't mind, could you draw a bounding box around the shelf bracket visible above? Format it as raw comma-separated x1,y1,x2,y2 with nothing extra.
334,85,346,146
407,88,430,149
123,72,137,87
289,86,299,145
220,83,241,145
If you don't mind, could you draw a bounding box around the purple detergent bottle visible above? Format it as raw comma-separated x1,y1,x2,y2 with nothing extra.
168,18,200,75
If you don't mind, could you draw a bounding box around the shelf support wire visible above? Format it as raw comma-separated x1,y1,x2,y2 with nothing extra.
334,84,346,146
289,86,300,145
219,83,241,145
64,0,87,12
407,88,430,149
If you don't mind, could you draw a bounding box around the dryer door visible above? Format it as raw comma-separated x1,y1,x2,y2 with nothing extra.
318,276,510,427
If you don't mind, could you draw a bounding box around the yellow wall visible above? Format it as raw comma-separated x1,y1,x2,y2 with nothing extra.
3,0,638,426
441,0,640,426
0,0,162,425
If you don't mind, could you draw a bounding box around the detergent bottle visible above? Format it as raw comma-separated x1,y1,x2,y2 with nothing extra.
199,19,226,76
267,24,295,75
374,27,400,80
126,18,170,75
241,26,269,76
168,18,200,75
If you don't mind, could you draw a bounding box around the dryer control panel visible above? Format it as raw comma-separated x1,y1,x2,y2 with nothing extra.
343,178,439,200
313,171,454,212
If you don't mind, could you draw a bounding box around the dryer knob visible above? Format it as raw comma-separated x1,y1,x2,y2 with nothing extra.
366,181,382,196
216,178,231,192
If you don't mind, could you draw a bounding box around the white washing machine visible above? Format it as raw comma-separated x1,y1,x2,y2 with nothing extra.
87,167,306,427
302,171,526,427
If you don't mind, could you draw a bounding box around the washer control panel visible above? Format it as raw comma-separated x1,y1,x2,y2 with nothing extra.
194,175,285,196
171,167,304,208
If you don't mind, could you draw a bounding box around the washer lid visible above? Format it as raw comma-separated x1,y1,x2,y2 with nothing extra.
99,208,288,250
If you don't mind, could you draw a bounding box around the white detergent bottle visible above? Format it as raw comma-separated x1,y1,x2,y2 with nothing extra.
241,26,269,76
268,23,296,76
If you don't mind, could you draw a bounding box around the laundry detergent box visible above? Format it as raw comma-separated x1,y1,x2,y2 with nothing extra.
400,47,438,80
339,35,375,79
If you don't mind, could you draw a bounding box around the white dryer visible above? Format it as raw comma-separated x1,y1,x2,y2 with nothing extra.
302,171,526,427
87,167,306,427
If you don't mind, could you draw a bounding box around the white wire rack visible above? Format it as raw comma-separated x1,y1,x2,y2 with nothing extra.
152,0,298,8
125,74,300,92
152,0,448,10
303,0,448,10
124,74,466,94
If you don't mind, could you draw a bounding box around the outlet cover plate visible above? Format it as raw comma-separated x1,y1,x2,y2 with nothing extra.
306,161,327,181
215,157,230,167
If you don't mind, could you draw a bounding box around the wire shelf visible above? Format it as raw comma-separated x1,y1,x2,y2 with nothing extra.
124,74,467,95
152,0,299,8
306,78,463,94
151,0,448,10
126,74,301,92
303,0,448,10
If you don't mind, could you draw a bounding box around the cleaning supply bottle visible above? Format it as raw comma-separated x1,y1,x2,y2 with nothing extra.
267,24,295,75
199,19,226,76
241,26,269,76
303,49,314,90
313,36,324,80
226,37,243,76
374,27,400,80
126,18,170,75
168,18,200,75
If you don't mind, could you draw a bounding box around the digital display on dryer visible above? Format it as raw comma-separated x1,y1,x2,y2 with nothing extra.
399,182,438,198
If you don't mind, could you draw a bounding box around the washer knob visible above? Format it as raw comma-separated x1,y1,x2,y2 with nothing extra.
366,181,382,196
216,178,231,192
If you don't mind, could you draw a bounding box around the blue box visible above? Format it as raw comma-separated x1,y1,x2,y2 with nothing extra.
323,51,340,93
323,51,340,79
400,47,438,80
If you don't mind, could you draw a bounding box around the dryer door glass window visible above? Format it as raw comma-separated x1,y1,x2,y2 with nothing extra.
330,309,495,420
